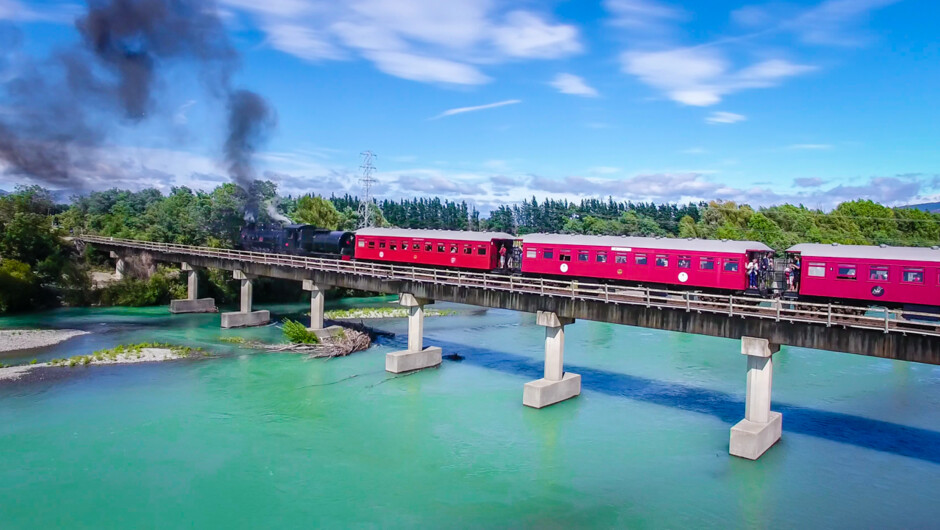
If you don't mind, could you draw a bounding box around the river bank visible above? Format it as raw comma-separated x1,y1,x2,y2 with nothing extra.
0,329,89,353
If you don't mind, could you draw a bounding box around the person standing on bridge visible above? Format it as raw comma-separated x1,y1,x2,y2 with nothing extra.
792,258,802,292
747,258,759,289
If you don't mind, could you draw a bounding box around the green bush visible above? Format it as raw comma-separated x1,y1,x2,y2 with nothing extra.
96,266,183,307
282,319,319,344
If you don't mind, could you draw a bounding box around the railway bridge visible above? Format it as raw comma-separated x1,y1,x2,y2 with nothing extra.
81,235,940,461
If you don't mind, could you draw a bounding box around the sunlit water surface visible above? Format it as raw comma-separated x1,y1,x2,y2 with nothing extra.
1,298,938,528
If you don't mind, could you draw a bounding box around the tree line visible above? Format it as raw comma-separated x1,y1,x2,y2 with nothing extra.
1,180,938,314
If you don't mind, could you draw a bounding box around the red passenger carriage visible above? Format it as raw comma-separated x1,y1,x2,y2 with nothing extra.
786,243,940,307
353,228,516,270
520,234,773,292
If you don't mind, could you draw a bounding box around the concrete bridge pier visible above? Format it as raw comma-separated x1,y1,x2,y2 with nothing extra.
302,280,342,340
385,293,442,373
523,311,581,408
109,251,126,280
221,270,270,328
730,337,782,460
170,262,217,313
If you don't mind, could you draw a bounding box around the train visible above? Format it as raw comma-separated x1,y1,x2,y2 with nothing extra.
239,224,940,310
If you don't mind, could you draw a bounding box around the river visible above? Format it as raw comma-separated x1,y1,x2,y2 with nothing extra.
0,298,938,528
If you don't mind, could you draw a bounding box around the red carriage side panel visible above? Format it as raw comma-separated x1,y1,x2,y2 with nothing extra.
788,244,940,306
354,228,515,271
520,234,772,292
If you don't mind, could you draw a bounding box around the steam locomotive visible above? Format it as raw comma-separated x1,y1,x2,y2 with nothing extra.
239,224,355,258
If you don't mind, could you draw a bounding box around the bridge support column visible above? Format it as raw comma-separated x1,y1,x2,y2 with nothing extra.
221,270,270,328
523,311,580,408
302,280,342,340
170,263,217,314
385,293,442,373
109,251,126,280
730,337,782,460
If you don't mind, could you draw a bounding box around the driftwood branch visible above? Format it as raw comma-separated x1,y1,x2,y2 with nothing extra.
255,328,373,358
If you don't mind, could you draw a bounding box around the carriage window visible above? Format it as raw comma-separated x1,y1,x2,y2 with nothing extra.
389,243,397,251
807,263,826,277
438,243,445,252
615,254,627,264
543,249,554,259
635,254,647,265
450,245,458,253
478,246,487,255
903,268,924,283
559,251,571,262
578,251,590,262
379,241,386,249
837,265,857,279
723,260,739,272
358,240,365,247
425,243,432,251
463,245,472,255
526,249,536,259
700,258,715,270
368,241,375,249
655,255,668,267
596,251,607,263
678,256,691,269
869,267,889,281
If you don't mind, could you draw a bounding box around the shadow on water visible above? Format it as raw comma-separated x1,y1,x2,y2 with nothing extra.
375,335,940,465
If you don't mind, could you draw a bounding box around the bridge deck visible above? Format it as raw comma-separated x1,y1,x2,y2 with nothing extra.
81,235,940,365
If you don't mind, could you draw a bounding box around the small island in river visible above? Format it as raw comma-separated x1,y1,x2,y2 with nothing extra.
0,343,205,382
0,329,89,353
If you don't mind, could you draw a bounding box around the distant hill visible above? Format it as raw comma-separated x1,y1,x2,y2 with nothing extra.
903,202,940,213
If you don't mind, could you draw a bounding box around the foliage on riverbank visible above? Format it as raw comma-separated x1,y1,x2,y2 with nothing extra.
282,319,320,344
95,267,187,307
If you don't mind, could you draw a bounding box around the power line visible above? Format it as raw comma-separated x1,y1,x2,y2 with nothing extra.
357,151,377,228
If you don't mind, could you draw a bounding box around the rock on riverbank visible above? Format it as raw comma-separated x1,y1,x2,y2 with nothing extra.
0,329,89,353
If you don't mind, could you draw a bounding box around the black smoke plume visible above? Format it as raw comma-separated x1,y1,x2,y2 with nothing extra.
226,89,277,217
0,0,275,194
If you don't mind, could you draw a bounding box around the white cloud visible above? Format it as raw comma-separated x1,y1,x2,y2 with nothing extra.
265,23,345,61
788,144,833,150
681,147,707,154
0,0,76,23
431,99,521,120
222,0,584,85
788,0,900,46
622,47,814,106
550,73,599,97
604,0,684,38
368,51,490,85
706,111,746,124
172,100,197,125
491,11,582,59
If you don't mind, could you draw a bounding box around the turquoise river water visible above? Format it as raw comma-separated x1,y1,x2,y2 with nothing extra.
1,298,939,528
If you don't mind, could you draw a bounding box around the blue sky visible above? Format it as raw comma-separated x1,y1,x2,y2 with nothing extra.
0,0,938,210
